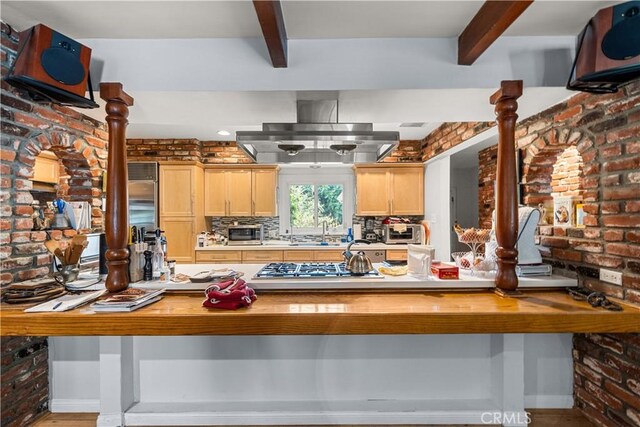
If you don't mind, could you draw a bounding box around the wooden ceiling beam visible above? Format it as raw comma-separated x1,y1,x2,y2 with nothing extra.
458,1,533,66
253,0,288,68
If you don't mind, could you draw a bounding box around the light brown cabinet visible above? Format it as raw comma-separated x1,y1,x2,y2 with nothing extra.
204,167,278,217
32,151,59,184
160,218,195,263
355,165,424,216
159,163,205,263
159,165,203,217
242,250,284,263
252,169,278,216
386,249,408,262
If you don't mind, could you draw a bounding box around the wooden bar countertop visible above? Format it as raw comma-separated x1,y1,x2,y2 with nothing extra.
2,290,640,336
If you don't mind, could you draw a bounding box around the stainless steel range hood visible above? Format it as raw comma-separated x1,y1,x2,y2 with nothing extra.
236,99,399,164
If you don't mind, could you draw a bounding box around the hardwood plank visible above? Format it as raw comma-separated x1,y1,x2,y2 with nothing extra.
31,410,594,427
3,290,639,336
458,1,533,65
253,0,287,68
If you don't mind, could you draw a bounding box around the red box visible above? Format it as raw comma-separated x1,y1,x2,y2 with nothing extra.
431,263,459,280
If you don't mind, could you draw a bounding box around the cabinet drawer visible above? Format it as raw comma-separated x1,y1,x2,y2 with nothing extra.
242,250,284,263
284,250,315,262
195,251,242,263
386,249,408,261
314,250,344,262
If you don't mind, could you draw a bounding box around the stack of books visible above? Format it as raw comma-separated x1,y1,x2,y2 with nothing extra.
90,288,165,312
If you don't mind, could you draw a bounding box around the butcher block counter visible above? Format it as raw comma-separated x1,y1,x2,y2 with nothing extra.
2,288,639,336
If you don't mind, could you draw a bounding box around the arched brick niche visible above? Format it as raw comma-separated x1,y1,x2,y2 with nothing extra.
1,21,108,286
521,128,588,209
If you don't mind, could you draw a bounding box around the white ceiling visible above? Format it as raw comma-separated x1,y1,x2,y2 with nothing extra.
1,0,620,39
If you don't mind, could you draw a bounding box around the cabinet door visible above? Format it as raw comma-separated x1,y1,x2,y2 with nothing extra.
356,168,390,216
160,217,194,263
226,170,252,216
284,250,315,262
386,249,408,261
314,250,344,262
242,250,284,263
252,169,277,216
390,168,424,215
195,250,242,264
204,170,227,216
160,166,195,216
33,152,59,184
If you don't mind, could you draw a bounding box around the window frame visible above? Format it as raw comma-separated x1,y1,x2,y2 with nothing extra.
278,166,354,236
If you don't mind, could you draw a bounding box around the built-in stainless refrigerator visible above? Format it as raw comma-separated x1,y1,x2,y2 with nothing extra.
127,162,158,230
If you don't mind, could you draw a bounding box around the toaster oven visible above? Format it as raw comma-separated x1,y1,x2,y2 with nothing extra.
382,224,422,244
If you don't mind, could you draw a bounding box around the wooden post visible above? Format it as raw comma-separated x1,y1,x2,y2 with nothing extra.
490,80,522,294
100,83,134,293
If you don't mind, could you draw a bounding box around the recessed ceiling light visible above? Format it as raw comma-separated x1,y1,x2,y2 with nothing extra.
217,130,231,136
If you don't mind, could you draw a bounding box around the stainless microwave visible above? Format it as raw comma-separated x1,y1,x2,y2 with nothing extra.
382,224,422,244
227,225,264,245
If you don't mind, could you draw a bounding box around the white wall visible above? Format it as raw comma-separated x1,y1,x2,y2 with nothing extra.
424,158,451,261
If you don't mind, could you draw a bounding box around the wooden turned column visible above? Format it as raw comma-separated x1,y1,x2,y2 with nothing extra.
100,83,134,293
490,80,522,293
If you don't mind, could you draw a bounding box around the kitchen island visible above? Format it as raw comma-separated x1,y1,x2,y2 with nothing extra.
3,285,639,426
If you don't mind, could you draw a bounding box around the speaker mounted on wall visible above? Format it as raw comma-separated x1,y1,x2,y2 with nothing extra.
568,1,640,93
4,24,99,108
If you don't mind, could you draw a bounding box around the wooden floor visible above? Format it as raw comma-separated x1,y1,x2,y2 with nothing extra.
32,409,593,427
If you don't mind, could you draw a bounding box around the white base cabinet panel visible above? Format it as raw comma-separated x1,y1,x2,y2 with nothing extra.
49,334,573,426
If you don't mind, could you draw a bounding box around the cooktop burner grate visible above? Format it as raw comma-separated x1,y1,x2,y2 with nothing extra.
254,262,382,279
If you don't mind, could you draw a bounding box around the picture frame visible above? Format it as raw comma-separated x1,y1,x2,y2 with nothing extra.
553,196,574,227
575,203,585,228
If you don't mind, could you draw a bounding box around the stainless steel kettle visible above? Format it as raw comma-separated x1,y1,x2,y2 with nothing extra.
342,239,373,275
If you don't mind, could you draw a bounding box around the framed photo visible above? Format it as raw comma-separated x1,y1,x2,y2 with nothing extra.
553,196,574,227
575,203,585,228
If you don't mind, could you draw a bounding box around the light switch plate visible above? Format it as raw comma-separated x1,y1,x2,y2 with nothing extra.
599,268,622,285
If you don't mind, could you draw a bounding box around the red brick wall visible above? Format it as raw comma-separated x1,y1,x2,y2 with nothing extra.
1,22,108,426
422,121,494,161
478,145,498,229
1,337,49,426
477,81,640,426
381,140,423,162
128,139,422,164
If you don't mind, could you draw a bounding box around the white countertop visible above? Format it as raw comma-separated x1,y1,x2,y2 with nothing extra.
195,242,408,251
133,263,576,291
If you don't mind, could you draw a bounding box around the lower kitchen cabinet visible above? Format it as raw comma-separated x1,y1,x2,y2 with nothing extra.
313,250,345,262
242,250,284,263
386,249,408,261
195,250,242,264
283,250,316,262
161,218,195,263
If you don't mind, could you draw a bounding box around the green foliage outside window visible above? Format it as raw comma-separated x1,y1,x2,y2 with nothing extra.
290,184,343,229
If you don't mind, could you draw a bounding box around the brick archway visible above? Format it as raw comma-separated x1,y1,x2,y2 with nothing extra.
19,127,107,231
520,128,590,208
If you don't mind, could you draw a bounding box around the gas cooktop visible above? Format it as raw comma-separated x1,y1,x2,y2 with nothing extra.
253,262,383,279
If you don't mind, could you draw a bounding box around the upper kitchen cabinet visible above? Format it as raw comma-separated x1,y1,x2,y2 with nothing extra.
355,165,424,216
252,168,278,216
32,151,60,184
389,167,424,215
204,166,278,217
355,167,390,216
159,164,204,217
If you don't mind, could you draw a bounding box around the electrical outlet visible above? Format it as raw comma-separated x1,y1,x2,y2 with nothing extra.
599,268,622,285
268,230,277,238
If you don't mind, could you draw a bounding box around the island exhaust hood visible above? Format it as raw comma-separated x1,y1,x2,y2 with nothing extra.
236,99,399,164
